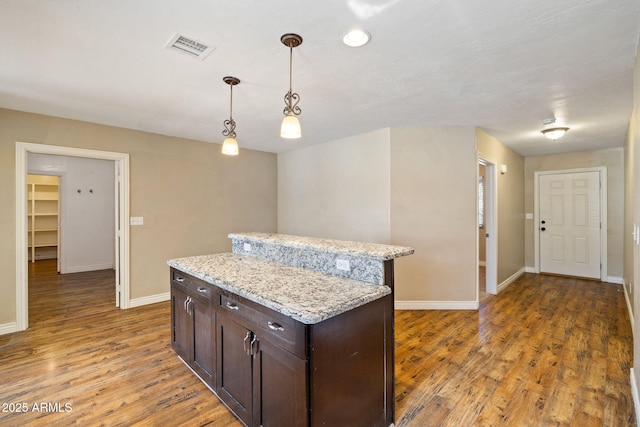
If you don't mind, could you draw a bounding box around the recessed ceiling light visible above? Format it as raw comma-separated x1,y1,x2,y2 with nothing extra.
343,29,371,47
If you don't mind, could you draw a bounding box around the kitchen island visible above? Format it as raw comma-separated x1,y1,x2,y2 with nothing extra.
168,233,413,427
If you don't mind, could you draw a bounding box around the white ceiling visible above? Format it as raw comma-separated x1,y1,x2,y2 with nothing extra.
1,0,639,156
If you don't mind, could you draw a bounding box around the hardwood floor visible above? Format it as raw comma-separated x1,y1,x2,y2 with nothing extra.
0,261,634,426
395,273,635,426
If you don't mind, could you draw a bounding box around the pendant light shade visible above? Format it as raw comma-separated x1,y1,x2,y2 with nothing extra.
281,113,301,139
221,137,239,155
281,33,303,139
222,76,240,156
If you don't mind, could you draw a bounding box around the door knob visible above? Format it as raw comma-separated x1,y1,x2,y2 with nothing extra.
541,227,546,231
541,220,546,224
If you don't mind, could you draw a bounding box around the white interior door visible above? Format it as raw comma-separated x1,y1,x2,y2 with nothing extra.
115,161,121,308
539,171,601,279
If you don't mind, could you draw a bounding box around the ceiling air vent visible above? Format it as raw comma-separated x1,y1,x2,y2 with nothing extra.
166,33,215,60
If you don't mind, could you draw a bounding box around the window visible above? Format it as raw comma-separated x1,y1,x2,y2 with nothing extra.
478,176,484,228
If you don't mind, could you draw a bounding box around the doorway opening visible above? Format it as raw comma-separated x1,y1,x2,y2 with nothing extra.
15,142,130,331
478,157,497,296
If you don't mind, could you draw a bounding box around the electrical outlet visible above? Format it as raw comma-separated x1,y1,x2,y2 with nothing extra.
130,216,144,226
336,259,350,271
243,243,251,251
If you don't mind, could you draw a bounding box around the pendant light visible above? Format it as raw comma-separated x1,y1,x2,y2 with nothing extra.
221,76,240,155
280,33,303,139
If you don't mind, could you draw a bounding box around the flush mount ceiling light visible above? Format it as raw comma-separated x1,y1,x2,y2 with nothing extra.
221,76,240,156
280,33,303,139
541,127,569,140
343,29,371,47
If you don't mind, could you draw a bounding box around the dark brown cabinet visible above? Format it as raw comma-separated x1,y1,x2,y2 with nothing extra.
170,270,215,388
216,292,308,427
170,266,394,427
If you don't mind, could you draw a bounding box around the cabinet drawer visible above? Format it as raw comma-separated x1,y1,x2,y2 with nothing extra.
171,269,213,301
220,293,307,359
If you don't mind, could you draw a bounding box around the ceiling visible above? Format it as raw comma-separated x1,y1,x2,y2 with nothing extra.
1,0,639,157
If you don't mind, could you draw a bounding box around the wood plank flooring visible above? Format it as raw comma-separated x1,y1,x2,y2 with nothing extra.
0,260,634,426
395,273,635,426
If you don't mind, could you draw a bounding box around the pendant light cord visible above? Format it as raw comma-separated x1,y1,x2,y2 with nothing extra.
289,45,293,97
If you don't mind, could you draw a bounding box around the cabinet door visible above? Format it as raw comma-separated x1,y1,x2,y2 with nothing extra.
216,312,253,426
254,337,308,427
171,286,191,361
191,297,215,387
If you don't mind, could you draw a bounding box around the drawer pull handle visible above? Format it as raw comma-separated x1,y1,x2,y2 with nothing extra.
268,321,285,332
226,302,239,310
175,277,185,283
197,287,208,293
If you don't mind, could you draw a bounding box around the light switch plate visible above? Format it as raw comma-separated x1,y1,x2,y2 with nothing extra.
525,213,533,220
243,243,251,251
336,259,350,271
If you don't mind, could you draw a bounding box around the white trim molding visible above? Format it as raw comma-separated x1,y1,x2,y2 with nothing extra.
129,292,171,308
63,264,116,274
395,300,479,310
631,368,640,427
496,268,525,294
606,276,624,285
623,280,634,336
15,142,130,332
0,322,18,336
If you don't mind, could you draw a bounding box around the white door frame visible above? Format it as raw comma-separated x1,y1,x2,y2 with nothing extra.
15,142,131,331
478,155,498,295
534,167,607,281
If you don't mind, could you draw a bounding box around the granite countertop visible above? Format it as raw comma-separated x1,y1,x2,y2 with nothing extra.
228,232,414,260
167,253,391,324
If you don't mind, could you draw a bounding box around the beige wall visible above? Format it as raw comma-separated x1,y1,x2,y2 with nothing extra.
627,32,640,397
524,148,624,279
476,129,525,284
277,128,391,243
0,108,277,326
278,126,481,303
277,125,522,304
625,111,637,314
390,127,478,302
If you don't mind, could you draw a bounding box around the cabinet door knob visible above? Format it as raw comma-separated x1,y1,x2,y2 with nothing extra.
226,302,239,310
268,321,285,332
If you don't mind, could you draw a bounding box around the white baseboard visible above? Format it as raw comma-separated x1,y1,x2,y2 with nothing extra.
395,300,478,310
623,280,634,336
524,266,537,273
631,368,640,427
497,268,525,294
129,292,170,308
62,263,115,274
607,276,624,285
0,322,18,336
